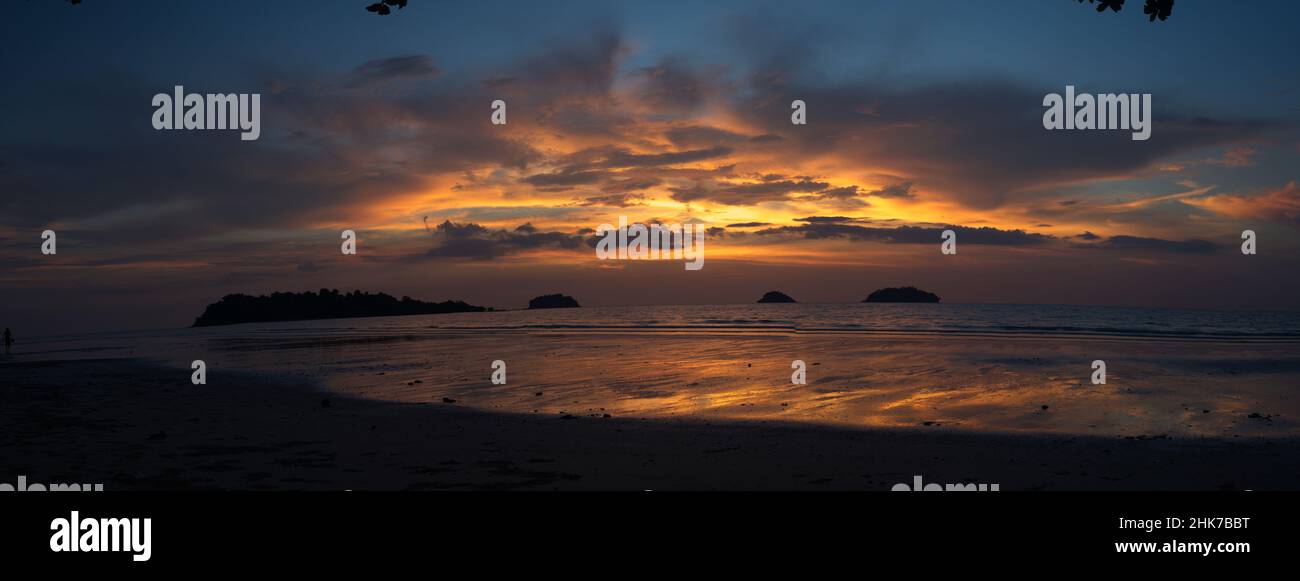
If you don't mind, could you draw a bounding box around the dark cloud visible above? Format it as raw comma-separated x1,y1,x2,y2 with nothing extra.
665,182,712,204
734,79,1271,209
629,59,712,114
0,59,556,243
726,222,772,228
598,146,733,169
758,223,1053,246
534,146,735,190
345,55,441,88
572,193,646,207
421,220,587,260
523,166,667,193
524,170,608,187
721,178,828,195
794,216,865,224
865,181,915,199
1078,235,1219,254
664,126,753,148
604,176,662,192
816,185,863,199
510,32,624,98
669,176,830,205
657,172,873,206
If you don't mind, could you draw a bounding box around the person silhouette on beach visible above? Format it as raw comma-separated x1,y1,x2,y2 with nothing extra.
3,328,12,355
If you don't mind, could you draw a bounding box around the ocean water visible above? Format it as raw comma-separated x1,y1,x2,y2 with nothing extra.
17,303,1300,361
11,303,1300,436
413,303,1300,341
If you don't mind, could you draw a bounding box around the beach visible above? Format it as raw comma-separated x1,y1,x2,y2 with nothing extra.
4,308,1299,490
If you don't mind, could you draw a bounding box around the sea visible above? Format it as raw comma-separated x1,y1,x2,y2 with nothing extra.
16,303,1300,361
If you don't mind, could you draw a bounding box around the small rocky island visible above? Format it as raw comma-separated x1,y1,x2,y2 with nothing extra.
863,286,940,303
192,289,487,327
528,294,581,309
756,291,797,303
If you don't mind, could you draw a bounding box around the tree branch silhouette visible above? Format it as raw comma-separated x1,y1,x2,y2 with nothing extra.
365,0,408,16
55,0,410,16
1077,0,1176,22
59,1,1175,22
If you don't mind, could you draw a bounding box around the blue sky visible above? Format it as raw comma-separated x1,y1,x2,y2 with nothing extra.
6,1,1299,111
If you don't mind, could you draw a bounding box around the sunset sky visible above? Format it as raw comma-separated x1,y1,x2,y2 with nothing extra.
3,0,1300,335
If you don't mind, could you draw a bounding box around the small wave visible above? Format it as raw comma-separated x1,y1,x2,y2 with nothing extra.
418,323,1300,343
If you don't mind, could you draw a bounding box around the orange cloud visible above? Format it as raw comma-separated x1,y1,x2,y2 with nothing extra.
1187,181,1300,224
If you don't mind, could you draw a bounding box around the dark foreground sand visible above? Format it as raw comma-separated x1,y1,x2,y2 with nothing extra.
3,358,1298,490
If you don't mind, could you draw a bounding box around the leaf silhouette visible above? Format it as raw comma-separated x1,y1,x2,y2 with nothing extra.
1077,0,1126,13
1144,0,1174,22
1075,0,1173,21
367,0,408,15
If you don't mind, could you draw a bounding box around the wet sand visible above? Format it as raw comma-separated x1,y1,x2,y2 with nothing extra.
197,331,1300,438
2,357,1298,490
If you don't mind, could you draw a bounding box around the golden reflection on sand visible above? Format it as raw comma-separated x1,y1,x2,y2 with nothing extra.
201,331,1299,438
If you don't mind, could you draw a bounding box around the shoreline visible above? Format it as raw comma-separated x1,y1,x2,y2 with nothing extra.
3,358,1298,490
15,300,1300,344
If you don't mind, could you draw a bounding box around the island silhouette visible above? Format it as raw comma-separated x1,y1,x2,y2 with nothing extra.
863,287,941,303
191,289,486,327
757,291,797,303
188,287,951,326
528,294,581,309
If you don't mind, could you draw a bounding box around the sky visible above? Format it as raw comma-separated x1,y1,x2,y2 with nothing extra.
2,0,1300,336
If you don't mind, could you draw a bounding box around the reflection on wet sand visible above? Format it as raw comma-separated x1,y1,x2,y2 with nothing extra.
200,330,1300,438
